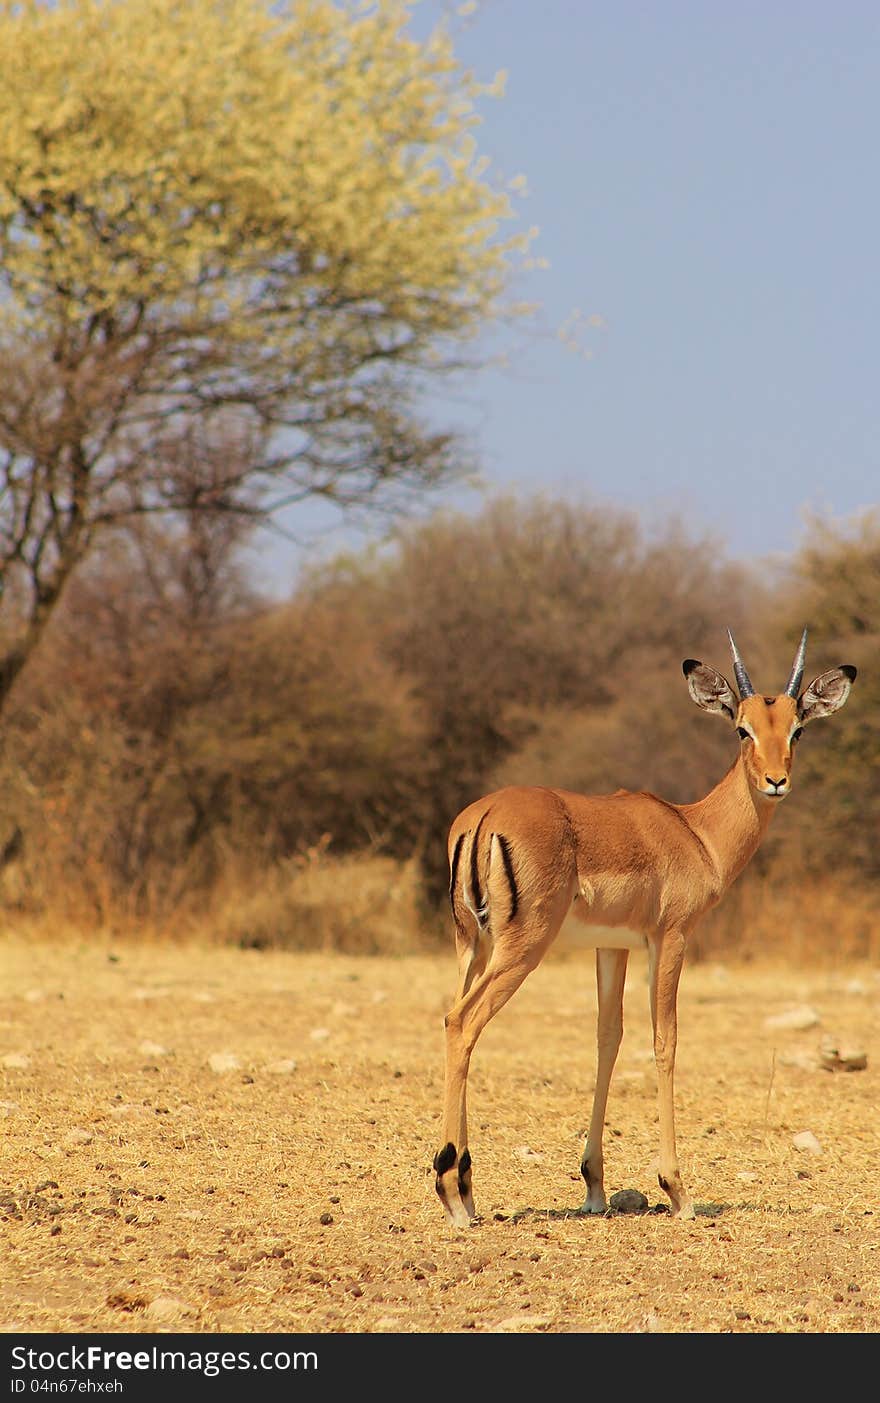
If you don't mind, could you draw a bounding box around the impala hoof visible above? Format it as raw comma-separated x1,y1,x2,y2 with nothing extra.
434,1142,476,1226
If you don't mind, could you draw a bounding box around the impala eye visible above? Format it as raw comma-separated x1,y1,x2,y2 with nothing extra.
736,727,750,741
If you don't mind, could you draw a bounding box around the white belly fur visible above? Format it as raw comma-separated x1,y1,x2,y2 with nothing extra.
556,911,647,951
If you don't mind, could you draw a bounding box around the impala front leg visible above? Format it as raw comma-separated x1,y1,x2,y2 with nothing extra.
648,929,695,1220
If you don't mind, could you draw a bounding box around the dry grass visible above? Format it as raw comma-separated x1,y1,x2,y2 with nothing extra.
1,926,879,1336
201,849,430,956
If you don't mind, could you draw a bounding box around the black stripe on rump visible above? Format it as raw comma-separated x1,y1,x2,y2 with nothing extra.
494,832,519,922
448,832,465,910
470,811,489,921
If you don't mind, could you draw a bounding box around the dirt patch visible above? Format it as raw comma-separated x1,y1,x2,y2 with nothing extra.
1,935,878,1334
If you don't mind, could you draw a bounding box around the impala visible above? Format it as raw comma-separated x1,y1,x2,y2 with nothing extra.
433,630,856,1224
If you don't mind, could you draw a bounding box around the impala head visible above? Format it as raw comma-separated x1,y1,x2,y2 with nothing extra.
682,629,857,800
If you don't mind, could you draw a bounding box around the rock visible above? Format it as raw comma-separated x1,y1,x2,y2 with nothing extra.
139,1040,170,1058
309,1028,330,1041
514,1146,544,1162
494,1313,552,1332
778,1051,818,1071
792,1130,822,1155
639,1313,672,1333
144,1295,198,1324
764,1006,821,1031
207,1052,241,1073
64,1128,93,1146
609,1189,650,1214
819,1038,867,1072
1,1053,31,1069
264,1059,297,1075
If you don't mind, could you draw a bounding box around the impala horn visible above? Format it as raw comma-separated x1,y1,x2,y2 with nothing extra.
727,629,755,698
784,627,808,698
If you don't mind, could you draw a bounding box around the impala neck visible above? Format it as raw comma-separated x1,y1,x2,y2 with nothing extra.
681,753,777,893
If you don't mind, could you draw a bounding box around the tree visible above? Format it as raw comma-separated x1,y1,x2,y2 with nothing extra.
0,0,529,711
771,512,880,877
306,496,757,894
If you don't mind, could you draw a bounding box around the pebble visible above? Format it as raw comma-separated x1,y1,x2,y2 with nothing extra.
1,1053,31,1069
64,1128,94,1146
494,1313,551,1332
264,1059,297,1075
514,1146,544,1162
792,1130,822,1155
207,1052,241,1073
144,1295,199,1324
819,1039,867,1072
764,1006,821,1031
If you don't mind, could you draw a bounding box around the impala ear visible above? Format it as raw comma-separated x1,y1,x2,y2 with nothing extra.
682,660,738,721
797,665,857,724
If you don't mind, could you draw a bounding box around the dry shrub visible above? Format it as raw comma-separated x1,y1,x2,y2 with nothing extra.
202,847,433,955
691,871,880,966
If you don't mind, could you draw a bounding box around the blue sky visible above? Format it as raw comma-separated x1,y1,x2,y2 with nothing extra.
253,0,880,593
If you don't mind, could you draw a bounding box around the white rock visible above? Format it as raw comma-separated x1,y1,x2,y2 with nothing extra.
764,1006,821,1031
309,1028,330,1041
792,1130,822,1155
109,1103,145,1119
144,1295,198,1324
640,1313,671,1334
64,1128,94,1146
778,1051,818,1071
139,1040,170,1058
494,1313,551,1332
514,1146,544,1162
207,1052,241,1073
264,1059,297,1075
1,1053,31,1069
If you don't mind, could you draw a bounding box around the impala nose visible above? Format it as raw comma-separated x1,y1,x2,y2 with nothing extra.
765,775,787,792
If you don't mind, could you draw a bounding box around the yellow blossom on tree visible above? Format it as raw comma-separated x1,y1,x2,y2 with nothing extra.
0,0,533,710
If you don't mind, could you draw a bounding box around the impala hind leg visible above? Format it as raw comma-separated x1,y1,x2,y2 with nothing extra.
580,947,628,1213
648,929,695,1219
435,922,561,1227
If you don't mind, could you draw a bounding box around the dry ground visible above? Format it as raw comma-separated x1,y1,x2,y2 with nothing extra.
1,932,878,1336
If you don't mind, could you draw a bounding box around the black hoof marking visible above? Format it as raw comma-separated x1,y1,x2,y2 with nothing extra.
433,1142,457,1176
658,1174,671,1194
457,1148,472,1194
